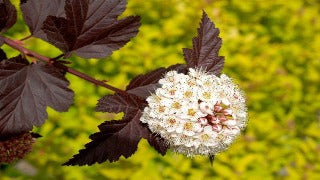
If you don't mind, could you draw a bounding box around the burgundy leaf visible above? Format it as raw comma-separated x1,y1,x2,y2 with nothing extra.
30,132,42,138
42,0,140,59
0,0,17,33
183,11,224,75
209,155,215,165
0,48,6,60
126,64,187,99
142,131,169,156
20,0,65,40
96,93,146,114
64,95,145,165
0,56,74,137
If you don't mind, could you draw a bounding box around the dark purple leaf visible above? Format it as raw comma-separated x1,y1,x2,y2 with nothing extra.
0,0,17,33
64,111,144,165
20,0,65,40
142,132,169,156
42,0,140,59
30,132,42,138
0,48,6,60
126,64,187,99
96,93,146,114
183,11,224,75
0,56,74,137
65,93,147,165
209,155,215,165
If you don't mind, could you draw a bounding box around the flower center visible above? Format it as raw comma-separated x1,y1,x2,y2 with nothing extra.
184,91,193,98
198,101,235,133
187,81,196,87
188,109,196,116
169,89,176,95
184,122,193,130
172,102,181,109
168,118,176,125
201,134,210,141
158,106,165,113
203,92,211,99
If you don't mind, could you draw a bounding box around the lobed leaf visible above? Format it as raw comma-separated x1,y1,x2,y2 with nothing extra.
183,11,224,75
20,0,65,40
42,0,141,59
65,93,147,165
64,111,144,165
0,56,74,137
96,93,146,114
142,132,169,156
0,0,17,33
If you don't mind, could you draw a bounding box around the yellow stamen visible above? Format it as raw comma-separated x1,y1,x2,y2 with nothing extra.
203,92,211,99
188,109,196,116
168,118,176,125
187,81,195,86
184,91,193,98
158,106,165,113
184,122,193,130
201,134,210,141
204,81,212,87
169,89,176,95
172,102,181,109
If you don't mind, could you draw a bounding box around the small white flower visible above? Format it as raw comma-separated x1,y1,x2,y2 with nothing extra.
199,101,214,115
140,68,248,156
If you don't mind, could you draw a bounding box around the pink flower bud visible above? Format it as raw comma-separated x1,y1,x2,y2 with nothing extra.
210,116,220,124
218,115,227,122
198,117,208,125
223,109,233,116
212,124,222,132
214,105,223,112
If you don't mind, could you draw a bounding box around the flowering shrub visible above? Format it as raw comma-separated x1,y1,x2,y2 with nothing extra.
0,0,319,179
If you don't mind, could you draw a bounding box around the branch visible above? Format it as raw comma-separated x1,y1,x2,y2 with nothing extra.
1,35,127,94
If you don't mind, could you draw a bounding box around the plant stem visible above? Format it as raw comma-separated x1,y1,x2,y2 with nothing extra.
1,35,127,94
19,35,32,41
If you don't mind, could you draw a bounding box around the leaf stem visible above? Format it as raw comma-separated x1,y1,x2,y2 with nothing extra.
19,35,32,41
51,54,65,60
1,35,127,94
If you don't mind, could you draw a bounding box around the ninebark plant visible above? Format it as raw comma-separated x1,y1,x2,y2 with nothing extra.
0,0,243,166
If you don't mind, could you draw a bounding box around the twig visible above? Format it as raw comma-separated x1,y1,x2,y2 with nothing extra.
1,35,127,95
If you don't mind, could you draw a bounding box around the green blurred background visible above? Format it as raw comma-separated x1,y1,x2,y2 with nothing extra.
1,0,320,179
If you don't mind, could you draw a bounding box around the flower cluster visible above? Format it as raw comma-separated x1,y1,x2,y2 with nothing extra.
0,133,36,163
140,68,247,156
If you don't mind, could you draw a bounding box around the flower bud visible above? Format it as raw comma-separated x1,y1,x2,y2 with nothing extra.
0,133,37,164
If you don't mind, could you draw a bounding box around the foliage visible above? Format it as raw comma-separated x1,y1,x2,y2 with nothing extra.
1,0,320,179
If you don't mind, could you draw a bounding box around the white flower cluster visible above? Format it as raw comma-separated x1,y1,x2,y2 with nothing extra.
140,68,247,156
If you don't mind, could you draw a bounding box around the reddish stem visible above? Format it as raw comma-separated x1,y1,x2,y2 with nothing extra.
1,35,127,94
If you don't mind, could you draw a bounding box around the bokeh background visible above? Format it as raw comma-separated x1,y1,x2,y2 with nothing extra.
1,0,320,179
